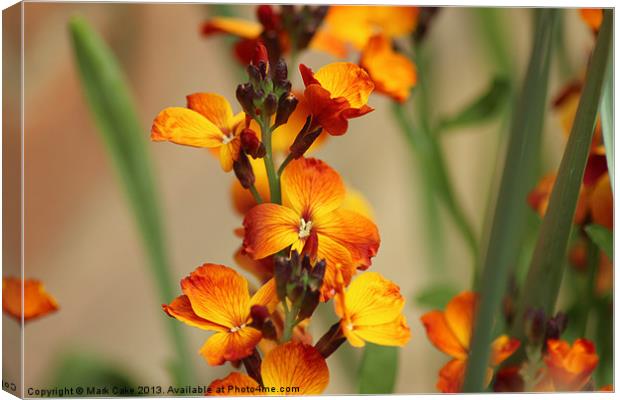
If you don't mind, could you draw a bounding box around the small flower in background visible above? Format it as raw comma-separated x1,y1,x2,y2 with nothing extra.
334,271,410,347
162,264,277,365
539,338,599,391
208,341,329,395
2,277,59,322
151,93,250,171
420,291,520,392
360,34,417,103
580,8,603,33
242,157,380,300
300,62,375,135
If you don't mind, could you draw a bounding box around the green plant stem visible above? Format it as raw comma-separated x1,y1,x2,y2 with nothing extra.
580,238,599,337
278,153,294,176
260,117,281,203
249,184,263,204
511,10,613,345
462,9,558,392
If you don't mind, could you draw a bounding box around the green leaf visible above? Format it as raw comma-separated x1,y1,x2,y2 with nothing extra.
462,9,559,392
600,46,614,192
510,7,613,354
415,283,459,309
585,224,613,260
68,17,194,386
50,352,137,395
358,344,399,394
438,76,511,131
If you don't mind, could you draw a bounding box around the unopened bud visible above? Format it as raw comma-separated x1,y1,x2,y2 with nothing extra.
274,93,299,128
247,64,262,85
301,254,312,274
250,304,270,327
241,128,266,159
545,312,568,341
257,5,278,31
290,127,322,159
261,320,277,340
252,42,269,67
274,59,288,84
274,255,291,302
524,308,546,345
309,259,326,291
297,290,320,321
233,152,255,189
236,83,256,116
263,93,278,116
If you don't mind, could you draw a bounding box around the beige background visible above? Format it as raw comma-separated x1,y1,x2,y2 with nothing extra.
7,3,595,393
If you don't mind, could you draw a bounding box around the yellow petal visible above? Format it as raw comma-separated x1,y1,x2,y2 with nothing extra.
444,291,477,351
199,328,262,366
261,342,329,394
202,17,262,39
354,315,411,347
208,372,259,396
151,107,224,148
313,62,374,108
186,93,235,132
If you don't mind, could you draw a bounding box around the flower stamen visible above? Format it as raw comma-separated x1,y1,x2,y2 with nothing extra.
229,323,247,333
298,218,313,238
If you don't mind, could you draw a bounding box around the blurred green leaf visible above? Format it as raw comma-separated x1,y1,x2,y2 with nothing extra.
585,224,613,260
438,76,511,131
358,344,398,394
463,9,558,391
68,17,194,386
415,283,459,309
600,47,614,192
50,352,137,395
510,7,613,355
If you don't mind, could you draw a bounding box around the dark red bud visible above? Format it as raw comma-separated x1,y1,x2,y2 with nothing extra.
297,290,320,321
241,128,266,159
274,93,299,128
236,83,256,116
257,5,279,31
274,255,291,302
233,152,255,189
252,42,269,68
290,127,322,159
250,304,270,326
263,93,278,116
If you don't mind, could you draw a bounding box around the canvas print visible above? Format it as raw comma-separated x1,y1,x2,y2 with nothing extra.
1,3,614,397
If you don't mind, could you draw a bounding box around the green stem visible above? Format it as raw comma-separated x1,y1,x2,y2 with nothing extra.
278,153,294,177
249,184,263,204
260,117,282,204
580,237,599,337
462,9,558,392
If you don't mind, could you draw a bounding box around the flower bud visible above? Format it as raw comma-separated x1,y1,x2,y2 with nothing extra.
257,5,279,31
252,42,269,67
297,290,320,321
236,83,256,116
261,320,277,340
263,93,278,116
247,64,262,85
250,304,270,327
274,255,291,302
240,128,266,159
309,259,326,291
274,58,288,85
274,93,299,128
233,151,255,189
524,308,546,345
545,312,568,341
290,127,322,159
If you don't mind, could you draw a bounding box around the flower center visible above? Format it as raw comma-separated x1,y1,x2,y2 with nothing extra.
229,323,246,333
298,218,313,238
222,133,235,145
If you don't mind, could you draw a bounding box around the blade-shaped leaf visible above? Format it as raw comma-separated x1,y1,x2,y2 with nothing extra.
585,224,613,260
358,345,399,394
69,17,194,386
600,46,614,192
462,9,558,391
439,76,511,131
510,8,613,352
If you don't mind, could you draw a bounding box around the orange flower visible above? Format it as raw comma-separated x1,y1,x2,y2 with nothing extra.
420,292,520,393
544,338,599,391
590,172,613,230
151,93,247,171
162,264,277,365
360,34,417,102
580,9,603,33
334,271,410,347
2,277,59,322
300,62,374,136
320,6,419,50
242,157,380,300
208,342,329,395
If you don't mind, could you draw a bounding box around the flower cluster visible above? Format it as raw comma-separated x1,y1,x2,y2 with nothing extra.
152,17,411,391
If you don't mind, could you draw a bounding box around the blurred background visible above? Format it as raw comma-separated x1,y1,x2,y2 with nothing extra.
5,3,597,394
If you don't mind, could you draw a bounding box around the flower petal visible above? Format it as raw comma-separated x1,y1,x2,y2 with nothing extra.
354,315,411,347
231,157,270,215
151,107,224,148
199,328,262,366
340,272,404,326
545,338,599,391
186,93,235,132
218,139,241,172
316,234,356,301
162,295,227,332
309,30,349,58
590,173,613,230
420,311,468,359
208,372,259,396
242,204,300,260
313,62,374,108
360,34,417,102
180,264,251,329
281,157,346,218
444,291,478,351
2,277,59,322
580,9,602,33
271,92,328,154
315,209,380,270
489,335,520,366
202,17,262,39
436,359,466,393
261,342,329,394
249,278,278,313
